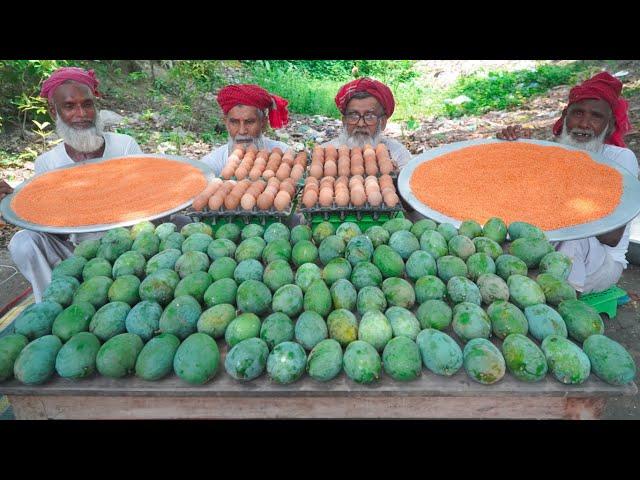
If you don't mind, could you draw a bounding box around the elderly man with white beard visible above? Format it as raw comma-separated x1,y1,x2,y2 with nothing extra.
497,71,639,294
5,67,142,302
201,84,290,175
321,77,413,168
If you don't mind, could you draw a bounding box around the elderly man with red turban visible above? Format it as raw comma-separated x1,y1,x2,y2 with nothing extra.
498,72,639,294
201,84,291,175
4,66,142,302
321,77,412,169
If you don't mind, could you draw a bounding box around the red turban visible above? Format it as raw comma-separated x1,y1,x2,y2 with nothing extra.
40,67,101,101
217,84,289,129
335,77,395,117
552,72,631,148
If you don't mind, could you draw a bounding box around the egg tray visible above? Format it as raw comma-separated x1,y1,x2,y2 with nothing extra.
221,149,311,186
304,169,398,181
184,196,297,220
299,201,403,220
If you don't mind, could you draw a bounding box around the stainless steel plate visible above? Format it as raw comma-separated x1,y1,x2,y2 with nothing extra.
0,154,214,234
397,138,640,242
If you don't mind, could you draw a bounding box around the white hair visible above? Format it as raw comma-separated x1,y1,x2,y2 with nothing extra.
55,110,105,153
336,121,384,149
227,133,266,153
557,117,609,153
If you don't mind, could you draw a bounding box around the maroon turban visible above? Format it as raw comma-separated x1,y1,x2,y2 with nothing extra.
40,67,101,101
552,72,631,148
217,84,289,129
335,77,395,118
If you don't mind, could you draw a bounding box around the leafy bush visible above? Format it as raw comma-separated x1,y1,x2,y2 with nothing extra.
442,63,589,117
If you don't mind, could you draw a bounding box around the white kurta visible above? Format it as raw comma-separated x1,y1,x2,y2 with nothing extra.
9,132,143,302
556,144,639,293
200,137,291,176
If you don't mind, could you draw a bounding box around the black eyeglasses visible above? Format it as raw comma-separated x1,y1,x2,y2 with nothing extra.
344,112,381,126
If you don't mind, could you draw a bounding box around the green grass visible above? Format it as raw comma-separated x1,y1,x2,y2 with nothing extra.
442,62,591,117
244,61,592,123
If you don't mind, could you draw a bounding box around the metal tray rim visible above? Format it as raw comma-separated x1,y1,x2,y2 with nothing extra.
397,138,640,242
0,153,214,234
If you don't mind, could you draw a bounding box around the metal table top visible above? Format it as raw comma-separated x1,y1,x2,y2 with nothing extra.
0,154,214,234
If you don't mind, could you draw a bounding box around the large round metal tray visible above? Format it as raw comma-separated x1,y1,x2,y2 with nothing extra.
0,153,214,234
398,138,640,242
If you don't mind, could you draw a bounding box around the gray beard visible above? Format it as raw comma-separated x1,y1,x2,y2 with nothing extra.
55,112,105,153
557,118,608,153
227,134,266,153
336,124,383,149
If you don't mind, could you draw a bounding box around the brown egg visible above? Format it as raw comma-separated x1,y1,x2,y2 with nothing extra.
240,193,256,210
208,192,225,210
338,145,350,156
379,160,394,175
224,193,241,210
338,164,350,177
248,167,262,180
381,186,396,197
262,170,275,179
324,160,337,177
365,161,378,176
257,192,274,210
276,164,291,181
320,178,335,188
220,165,235,180
254,157,267,167
319,189,334,207
282,149,295,164
351,165,365,176
280,183,295,198
379,174,393,184
351,147,362,157
325,145,338,159
302,190,318,208
335,190,350,207
365,184,380,197
271,147,283,156
367,191,383,207
310,164,323,179
273,191,291,212
290,164,304,182
350,188,366,207
383,192,400,207
234,166,248,180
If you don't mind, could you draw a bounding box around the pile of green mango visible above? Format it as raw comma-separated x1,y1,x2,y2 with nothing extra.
1,216,635,388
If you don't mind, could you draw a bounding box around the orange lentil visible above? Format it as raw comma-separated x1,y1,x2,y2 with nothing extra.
12,156,207,227
409,143,622,230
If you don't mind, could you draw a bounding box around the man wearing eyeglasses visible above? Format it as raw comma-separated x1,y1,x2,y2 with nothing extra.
321,77,412,169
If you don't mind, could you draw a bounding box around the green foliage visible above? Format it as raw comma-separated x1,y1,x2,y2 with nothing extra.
243,60,421,119
442,63,590,118
0,60,70,132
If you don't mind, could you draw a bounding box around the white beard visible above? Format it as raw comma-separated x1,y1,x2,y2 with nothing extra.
557,118,608,153
336,123,383,148
227,134,266,152
56,112,105,153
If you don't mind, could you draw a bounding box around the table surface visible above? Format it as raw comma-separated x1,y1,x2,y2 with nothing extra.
397,138,640,242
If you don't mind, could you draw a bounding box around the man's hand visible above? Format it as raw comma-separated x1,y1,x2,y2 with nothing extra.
496,125,532,141
597,226,626,248
0,180,13,200
0,180,13,224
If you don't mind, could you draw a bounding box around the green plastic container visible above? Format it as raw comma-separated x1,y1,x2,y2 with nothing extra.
579,286,628,319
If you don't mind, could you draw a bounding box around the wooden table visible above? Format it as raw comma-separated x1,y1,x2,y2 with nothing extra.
2,366,635,419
